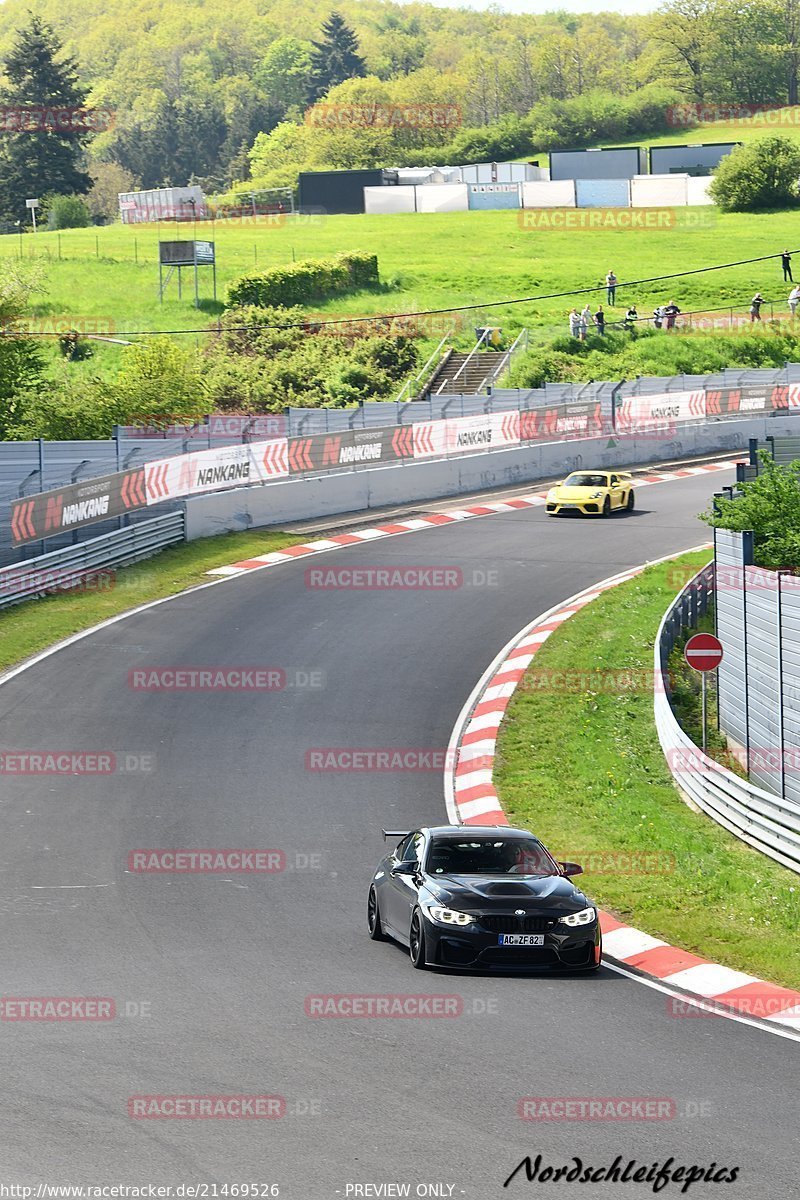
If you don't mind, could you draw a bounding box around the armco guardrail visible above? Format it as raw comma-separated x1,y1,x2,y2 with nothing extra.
0,511,184,610
655,563,800,875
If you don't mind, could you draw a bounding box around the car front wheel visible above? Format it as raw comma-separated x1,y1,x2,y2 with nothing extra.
602,496,611,517
409,909,427,969
626,490,635,512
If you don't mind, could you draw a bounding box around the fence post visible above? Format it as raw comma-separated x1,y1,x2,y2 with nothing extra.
778,570,786,798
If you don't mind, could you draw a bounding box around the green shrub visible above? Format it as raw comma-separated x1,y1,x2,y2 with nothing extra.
44,194,91,230
226,253,379,308
709,136,800,211
700,452,800,569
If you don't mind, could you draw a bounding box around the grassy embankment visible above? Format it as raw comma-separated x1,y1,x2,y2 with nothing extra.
495,549,800,989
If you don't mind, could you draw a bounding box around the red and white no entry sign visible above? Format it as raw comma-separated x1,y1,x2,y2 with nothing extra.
684,632,724,673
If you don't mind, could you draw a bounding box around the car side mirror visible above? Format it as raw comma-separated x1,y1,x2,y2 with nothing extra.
391,861,418,876
559,861,583,877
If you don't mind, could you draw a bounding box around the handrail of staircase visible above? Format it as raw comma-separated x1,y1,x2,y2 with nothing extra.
394,331,454,404
447,328,492,390
474,328,529,394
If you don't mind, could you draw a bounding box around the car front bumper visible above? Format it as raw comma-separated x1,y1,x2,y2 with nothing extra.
545,499,603,515
422,917,602,971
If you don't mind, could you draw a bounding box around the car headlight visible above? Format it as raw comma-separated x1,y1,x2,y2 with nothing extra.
560,906,596,927
547,490,557,500
589,491,603,499
426,905,473,926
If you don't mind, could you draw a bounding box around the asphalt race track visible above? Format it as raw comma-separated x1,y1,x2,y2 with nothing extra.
1,465,797,1197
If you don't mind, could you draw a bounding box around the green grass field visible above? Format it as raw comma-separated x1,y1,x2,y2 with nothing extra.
5,208,800,364
593,107,800,151
495,550,800,989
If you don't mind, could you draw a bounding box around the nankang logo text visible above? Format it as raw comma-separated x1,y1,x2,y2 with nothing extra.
63,496,110,525
196,462,250,486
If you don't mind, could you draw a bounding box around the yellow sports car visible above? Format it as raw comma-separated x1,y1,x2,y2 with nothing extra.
545,470,635,517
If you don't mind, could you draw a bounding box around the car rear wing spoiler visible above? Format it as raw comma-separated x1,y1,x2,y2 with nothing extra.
382,829,410,839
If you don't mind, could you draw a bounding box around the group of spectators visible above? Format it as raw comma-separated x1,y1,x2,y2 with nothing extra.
568,253,800,341
567,294,681,342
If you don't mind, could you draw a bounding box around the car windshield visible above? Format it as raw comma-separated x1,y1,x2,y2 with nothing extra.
426,837,558,876
564,473,607,487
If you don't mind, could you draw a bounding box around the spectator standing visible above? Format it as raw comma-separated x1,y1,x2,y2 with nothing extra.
653,305,665,330
624,305,638,331
606,270,617,305
594,304,605,336
789,285,800,319
569,307,580,337
579,304,592,341
750,292,764,322
664,301,681,331
782,250,793,282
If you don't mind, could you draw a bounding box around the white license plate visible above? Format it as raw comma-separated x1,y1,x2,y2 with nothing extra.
498,934,545,946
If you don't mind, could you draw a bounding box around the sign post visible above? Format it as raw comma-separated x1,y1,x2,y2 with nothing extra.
684,633,724,752
25,198,39,233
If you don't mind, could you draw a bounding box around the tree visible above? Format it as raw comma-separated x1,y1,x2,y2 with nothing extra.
700,452,800,568
307,13,366,105
0,262,46,438
648,0,719,100
87,162,138,222
709,135,800,210
0,17,92,222
255,38,313,116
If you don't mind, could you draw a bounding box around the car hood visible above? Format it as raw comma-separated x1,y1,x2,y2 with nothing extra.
425,873,589,911
551,485,605,500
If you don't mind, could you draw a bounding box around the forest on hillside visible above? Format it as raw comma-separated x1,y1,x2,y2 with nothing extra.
0,0,798,201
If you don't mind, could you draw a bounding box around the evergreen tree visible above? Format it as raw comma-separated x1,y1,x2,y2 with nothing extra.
307,13,366,104
0,17,92,223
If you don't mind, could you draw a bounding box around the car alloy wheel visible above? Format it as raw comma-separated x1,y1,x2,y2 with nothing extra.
368,886,386,941
409,909,427,969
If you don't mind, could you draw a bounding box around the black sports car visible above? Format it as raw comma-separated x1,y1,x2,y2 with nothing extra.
368,825,601,971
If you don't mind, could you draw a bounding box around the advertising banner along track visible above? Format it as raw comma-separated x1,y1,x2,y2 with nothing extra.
9,385,780,546
11,468,147,546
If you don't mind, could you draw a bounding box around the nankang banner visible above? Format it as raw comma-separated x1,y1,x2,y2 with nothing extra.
11,468,147,546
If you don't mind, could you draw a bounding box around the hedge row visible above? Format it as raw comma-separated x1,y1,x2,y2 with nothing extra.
226,253,379,308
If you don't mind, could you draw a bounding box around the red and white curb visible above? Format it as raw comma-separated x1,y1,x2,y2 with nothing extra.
444,550,800,1039
205,460,733,578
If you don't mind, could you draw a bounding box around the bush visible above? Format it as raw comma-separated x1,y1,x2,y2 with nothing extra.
528,85,682,152
226,253,379,308
45,194,91,230
700,452,800,569
709,136,800,211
